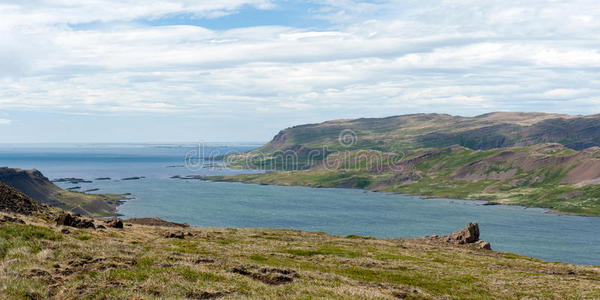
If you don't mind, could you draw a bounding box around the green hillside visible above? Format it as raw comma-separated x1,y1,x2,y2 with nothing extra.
213,113,600,216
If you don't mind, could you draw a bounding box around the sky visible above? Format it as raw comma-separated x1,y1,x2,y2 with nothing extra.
1,0,600,143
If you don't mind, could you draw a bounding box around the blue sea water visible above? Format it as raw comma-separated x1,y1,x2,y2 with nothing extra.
0,143,598,266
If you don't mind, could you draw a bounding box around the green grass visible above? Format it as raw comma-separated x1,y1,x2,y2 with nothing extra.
283,246,361,258
0,224,62,259
1,213,599,299
212,144,600,216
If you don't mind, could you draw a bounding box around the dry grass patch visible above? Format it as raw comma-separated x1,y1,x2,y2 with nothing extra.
0,213,598,299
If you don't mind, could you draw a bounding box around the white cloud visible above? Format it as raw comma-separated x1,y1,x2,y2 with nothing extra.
0,0,599,120
0,118,11,124
0,1,276,29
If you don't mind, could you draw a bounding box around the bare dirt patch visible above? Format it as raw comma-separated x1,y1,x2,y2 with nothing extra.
232,266,298,285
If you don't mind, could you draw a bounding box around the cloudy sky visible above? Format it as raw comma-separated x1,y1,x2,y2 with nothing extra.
1,0,599,143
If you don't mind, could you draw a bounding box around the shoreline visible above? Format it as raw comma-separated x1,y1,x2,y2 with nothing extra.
55,174,600,265
192,175,600,218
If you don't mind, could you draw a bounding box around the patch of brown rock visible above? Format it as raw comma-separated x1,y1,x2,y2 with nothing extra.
163,231,194,239
0,215,26,224
426,222,491,250
0,182,49,215
55,212,123,230
232,266,299,285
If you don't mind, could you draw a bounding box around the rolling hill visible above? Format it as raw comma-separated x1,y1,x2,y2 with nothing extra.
255,112,600,155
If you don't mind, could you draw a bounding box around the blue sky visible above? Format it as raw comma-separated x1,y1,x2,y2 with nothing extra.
1,0,600,143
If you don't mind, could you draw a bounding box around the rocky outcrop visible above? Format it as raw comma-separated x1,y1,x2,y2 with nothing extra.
105,218,123,229
232,266,298,285
52,178,92,184
474,240,492,250
164,231,193,239
0,215,25,224
55,212,96,229
446,222,480,244
121,177,145,181
430,222,491,250
0,181,48,215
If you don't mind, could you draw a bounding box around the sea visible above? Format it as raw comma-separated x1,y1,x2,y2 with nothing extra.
0,143,598,266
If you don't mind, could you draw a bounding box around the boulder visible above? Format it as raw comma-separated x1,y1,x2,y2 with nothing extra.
446,222,480,244
164,231,185,239
56,212,76,227
77,219,96,229
438,222,492,250
0,215,25,224
105,218,123,229
55,212,95,229
474,240,491,250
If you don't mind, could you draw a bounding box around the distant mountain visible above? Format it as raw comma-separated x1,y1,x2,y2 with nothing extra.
0,167,123,216
258,112,600,154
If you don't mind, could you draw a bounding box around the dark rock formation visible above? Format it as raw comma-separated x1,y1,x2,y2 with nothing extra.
171,175,204,180
0,181,48,215
55,212,96,229
0,215,25,224
232,266,298,285
474,240,492,250
105,218,123,229
164,231,186,239
163,231,193,239
446,222,480,244
430,222,492,250
121,177,145,181
52,178,92,184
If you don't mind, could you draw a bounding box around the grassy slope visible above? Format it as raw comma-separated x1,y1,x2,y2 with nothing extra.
1,213,599,299
52,190,126,217
212,145,600,216
221,113,600,216
0,167,126,217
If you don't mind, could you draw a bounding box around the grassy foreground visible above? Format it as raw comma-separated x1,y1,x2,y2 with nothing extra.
1,213,599,299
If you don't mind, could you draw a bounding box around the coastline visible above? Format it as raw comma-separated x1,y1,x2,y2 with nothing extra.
193,175,600,218
53,189,132,217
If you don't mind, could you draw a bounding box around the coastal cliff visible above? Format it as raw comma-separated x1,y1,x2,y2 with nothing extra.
0,167,124,216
